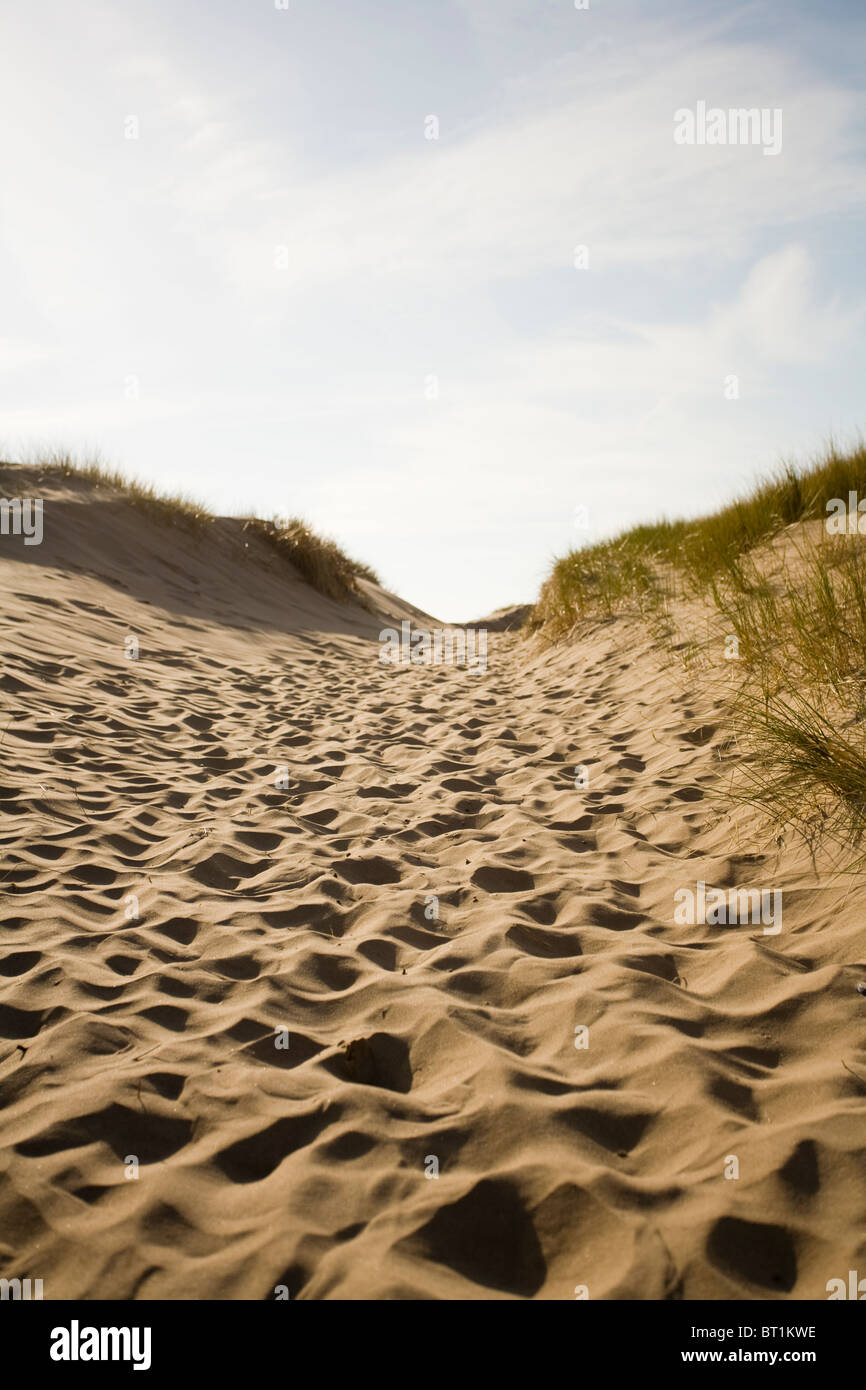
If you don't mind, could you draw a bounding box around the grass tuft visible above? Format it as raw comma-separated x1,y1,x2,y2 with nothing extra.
241,516,378,601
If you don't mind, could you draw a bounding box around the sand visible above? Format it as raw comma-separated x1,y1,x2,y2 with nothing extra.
2,468,866,1301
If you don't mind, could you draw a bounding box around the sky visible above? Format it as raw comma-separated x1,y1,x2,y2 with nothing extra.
0,0,864,621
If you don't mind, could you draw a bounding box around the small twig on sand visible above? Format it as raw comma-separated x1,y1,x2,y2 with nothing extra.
841,1058,866,1088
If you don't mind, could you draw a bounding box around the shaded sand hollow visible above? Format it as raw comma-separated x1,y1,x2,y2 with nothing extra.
2,468,866,1301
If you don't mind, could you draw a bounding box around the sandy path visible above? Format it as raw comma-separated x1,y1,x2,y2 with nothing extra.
2,494,866,1300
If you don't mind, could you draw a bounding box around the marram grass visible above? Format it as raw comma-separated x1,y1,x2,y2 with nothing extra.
533,439,866,861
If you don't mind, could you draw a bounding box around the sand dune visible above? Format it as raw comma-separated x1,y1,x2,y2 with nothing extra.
2,469,866,1300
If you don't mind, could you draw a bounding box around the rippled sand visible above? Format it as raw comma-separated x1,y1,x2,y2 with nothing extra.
2,469,865,1300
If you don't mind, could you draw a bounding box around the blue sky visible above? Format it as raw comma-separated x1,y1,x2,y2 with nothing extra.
1,0,864,619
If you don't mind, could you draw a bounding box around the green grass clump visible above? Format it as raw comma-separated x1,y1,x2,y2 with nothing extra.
242,516,378,601
735,688,866,856
712,532,866,855
533,526,679,633
533,437,866,861
712,538,866,703
534,440,866,638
